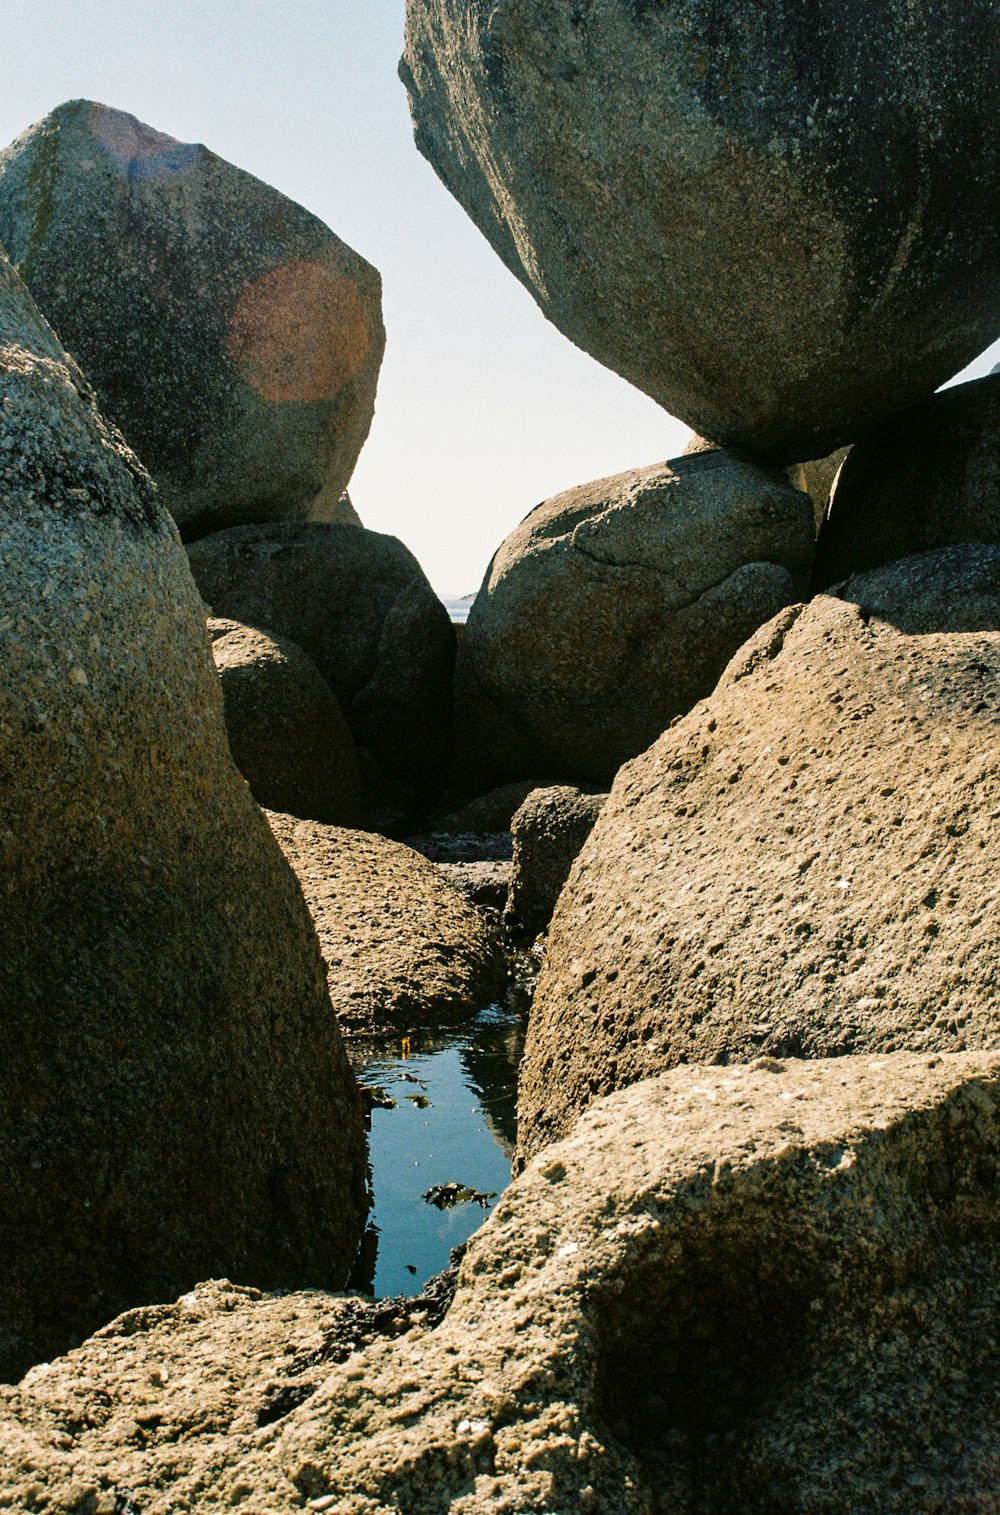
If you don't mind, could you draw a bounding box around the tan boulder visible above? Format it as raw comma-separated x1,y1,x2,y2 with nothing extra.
517,545,1000,1161
0,248,366,1381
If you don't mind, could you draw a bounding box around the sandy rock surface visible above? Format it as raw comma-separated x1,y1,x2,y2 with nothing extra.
458,452,814,784
403,0,1000,462
188,522,454,797
814,373,1000,588
3,1052,1000,1512
208,617,364,825
267,813,507,1032
0,249,366,1382
504,785,607,945
0,100,384,537
518,545,1000,1160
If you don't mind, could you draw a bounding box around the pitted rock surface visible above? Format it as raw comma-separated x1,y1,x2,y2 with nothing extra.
0,248,366,1381
814,373,1000,588
208,617,364,826
3,1053,1000,1511
457,452,814,783
0,100,384,537
504,784,607,945
267,812,507,1032
188,521,455,796
518,545,1000,1161
403,0,1000,462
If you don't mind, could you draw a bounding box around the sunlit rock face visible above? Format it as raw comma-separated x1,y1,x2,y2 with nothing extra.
0,99,384,537
0,247,367,1382
402,1,1000,462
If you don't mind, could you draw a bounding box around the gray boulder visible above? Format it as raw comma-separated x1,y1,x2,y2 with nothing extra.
267,813,507,1032
5,1052,1000,1512
457,451,814,784
504,784,607,945
402,1,1000,462
0,250,366,1381
814,374,1000,587
207,617,364,826
517,544,1000,1162
0,100,384,537
187,522,454,796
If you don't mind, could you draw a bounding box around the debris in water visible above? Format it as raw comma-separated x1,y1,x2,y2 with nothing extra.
423,1182,497,1210
406,1093,432,1108
359,1084,396,1111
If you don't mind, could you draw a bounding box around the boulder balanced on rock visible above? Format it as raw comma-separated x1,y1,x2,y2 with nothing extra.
457,451,814,785
0,249,367,1381
517,544,1000,1162
0,99,385,538
403,0,1000,461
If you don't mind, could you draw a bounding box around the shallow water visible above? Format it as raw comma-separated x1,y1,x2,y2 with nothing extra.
346,1002,525,1297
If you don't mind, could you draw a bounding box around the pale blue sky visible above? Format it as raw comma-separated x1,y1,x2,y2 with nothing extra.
1,1,997,593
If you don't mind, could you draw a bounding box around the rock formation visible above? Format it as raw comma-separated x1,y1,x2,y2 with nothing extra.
402,0,1000,461
208,617,364,826
0,248,367,1381
458,451,814,783
0,100,384,537
504,784,607,944
517,545,1000,1160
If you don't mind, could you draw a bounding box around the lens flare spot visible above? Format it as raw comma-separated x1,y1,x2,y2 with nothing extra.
88,104,200,181
226,259,370,404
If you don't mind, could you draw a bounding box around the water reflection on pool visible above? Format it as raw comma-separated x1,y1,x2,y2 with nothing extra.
345,1003,526,1298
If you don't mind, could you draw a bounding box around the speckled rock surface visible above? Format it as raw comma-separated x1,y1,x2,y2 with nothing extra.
0,250,367,1382
0,100,384,537
208,617,364,825
403,1,1000,463
188,522,455,795
814,374,1000,588
457,452,814,784
504,785,607,945
517,546,1000,1160
267,812,507,1032
3,1052,1000,1512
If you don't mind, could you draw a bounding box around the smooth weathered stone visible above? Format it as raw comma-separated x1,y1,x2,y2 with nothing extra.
0,251,367,1381
813,374,1000,588
458,452,814,784
504,784,607,945
403,2,1000,463
4,1053,1000,1512
0,100,384,537
188,522,454,795
517,545,1000,1162
207,617,364,826
267,812,507,1032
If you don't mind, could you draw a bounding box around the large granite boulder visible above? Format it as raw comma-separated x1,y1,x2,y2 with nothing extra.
0,100,384,537
187,522,455,795
267,813,507,1032
518,544,1000,1161
813,374,1000,588
457,451,814,784
504,784,607,945
3,1052,1000,1512
0,249,367,1381
402,2,1000,463
207,617,364,825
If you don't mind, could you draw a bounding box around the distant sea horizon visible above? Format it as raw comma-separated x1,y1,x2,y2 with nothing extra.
441,594,474,625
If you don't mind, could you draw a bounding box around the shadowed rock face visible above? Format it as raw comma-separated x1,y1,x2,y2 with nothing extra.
517,545,1000,1163
457,452,814,785
0,249,367,1382
0,99,384,537
402,0,1000,462
3,1053,1000,1512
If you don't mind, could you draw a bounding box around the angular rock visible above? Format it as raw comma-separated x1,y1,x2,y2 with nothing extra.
517,545,1000,1161
0,100,384,537
403,1,1000,462
4,1053,1000,1512
187,522,455,796
207,617,364,825
788,446,851,532
814,374,1000,588
0,251,366,1381
267,813,507,1032
457,452,814,784
504,784,607,945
